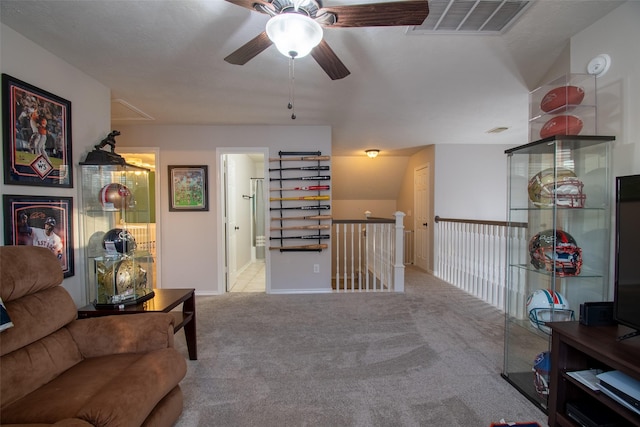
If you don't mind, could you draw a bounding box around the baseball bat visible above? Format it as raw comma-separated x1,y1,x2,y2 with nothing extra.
270,185,330,192
269,166,330,172
271,225,331,231
270,205,330,211
269,234,330,240
269,175,330,181
271,215,332,221
270,195,330,201
269,244,328,250
269,156,330,162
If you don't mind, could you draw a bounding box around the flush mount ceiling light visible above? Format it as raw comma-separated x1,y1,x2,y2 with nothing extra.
365,149,380,159
266,13,323,59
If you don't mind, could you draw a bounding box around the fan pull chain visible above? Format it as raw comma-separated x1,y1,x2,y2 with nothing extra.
288,56,296,120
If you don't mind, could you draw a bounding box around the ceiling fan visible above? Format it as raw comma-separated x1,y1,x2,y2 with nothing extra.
224,0,430,80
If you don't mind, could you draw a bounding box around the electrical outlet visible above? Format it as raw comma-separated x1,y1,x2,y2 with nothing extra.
313,264,320,273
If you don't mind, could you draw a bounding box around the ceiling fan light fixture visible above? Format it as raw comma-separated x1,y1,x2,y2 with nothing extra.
365,149,380,159
266,13,323,59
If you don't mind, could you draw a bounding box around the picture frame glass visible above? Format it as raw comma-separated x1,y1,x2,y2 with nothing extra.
3,195,75,277
169,166,208,211
2,74,73,188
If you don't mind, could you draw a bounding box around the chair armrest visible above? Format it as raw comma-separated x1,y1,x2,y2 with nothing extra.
1,420,93,427
67,312,175,358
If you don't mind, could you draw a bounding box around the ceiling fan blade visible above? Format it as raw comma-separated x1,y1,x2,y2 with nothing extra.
311,40,351,80
318,1,429,28
224,32,273,65
224,0,274,13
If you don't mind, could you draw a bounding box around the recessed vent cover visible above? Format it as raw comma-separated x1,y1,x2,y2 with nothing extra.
486,126,509,133
409,0,531,34
111,99,154,121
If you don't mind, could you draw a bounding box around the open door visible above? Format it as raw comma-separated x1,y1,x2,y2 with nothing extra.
218,149,268,293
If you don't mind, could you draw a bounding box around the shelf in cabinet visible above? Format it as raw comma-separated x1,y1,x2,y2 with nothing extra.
508,264,604,279
561,371,640,425
529,104,596,122
509,206,606,212
505,135,615,155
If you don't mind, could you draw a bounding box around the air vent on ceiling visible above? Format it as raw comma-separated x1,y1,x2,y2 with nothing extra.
409,0,531,35
111,99,154,121
486,126,509,134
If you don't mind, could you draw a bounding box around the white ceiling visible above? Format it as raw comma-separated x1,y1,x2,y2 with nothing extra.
0,0,625,156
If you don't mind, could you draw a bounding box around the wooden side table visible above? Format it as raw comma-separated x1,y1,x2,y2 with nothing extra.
78,288,197,360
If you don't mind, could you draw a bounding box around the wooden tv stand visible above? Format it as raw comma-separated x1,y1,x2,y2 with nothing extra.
548,321,640,426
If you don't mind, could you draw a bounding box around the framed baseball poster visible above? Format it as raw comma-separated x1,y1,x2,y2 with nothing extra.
2,74,73,187
168,165,209,211
3,195,74,278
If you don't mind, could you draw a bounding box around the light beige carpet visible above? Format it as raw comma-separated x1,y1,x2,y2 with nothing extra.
172,266,547,427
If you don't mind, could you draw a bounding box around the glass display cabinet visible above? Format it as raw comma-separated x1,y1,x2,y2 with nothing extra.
502,135,614,411
80,155,154,308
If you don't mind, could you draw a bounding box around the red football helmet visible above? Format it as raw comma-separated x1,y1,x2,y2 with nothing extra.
529,229,582,276
99,183,133,211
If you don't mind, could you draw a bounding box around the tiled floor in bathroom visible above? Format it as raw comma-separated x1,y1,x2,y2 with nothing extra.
229,261,265,292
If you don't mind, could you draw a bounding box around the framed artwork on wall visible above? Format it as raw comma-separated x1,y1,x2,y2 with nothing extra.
3,195,74,278
168,165,209,212
2,74,73,187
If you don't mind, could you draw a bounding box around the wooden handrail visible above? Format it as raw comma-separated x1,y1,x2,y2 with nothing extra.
434,215,527,228
333,218,395,224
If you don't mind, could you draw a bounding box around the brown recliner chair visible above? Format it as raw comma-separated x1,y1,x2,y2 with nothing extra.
0,246,187,426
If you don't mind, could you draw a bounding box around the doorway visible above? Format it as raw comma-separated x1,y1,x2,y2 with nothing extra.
218,149,268,293
119,148,161,288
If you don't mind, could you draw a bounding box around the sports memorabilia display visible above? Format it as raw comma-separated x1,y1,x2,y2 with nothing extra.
96,259,148,304
102,228,137,254
539,114,584,139
528,229,583,277
80,132,154,308
527,167,586,208
539,85,585,113
270,151,331,251
504,74,613,408
532,351,552,399
528,73,596,142
99,183,134,211
526,289,574,335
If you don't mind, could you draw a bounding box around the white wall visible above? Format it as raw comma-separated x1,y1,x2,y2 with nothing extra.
433,144,511,222
432,2,640,223
332,200,397,220
570,0,640,178
0,24,111,306
117,125,332,294
571,1,640,299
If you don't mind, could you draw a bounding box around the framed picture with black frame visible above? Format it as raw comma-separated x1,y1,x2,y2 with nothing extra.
3,195,74,278
168,165,209,211
2,74,73,187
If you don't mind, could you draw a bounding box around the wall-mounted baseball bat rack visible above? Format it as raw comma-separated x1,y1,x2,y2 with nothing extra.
269,151,331,252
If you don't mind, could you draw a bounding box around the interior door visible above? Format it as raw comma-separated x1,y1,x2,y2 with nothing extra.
225,156,238,290
414,164,430,272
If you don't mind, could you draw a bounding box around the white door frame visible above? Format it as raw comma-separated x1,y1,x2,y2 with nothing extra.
118,147,162,288
215,147,270,294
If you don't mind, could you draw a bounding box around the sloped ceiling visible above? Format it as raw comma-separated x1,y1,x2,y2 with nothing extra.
0,0,624,156
0,1,625,201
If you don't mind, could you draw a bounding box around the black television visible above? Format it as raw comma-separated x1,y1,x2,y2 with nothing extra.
614,174,640,341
